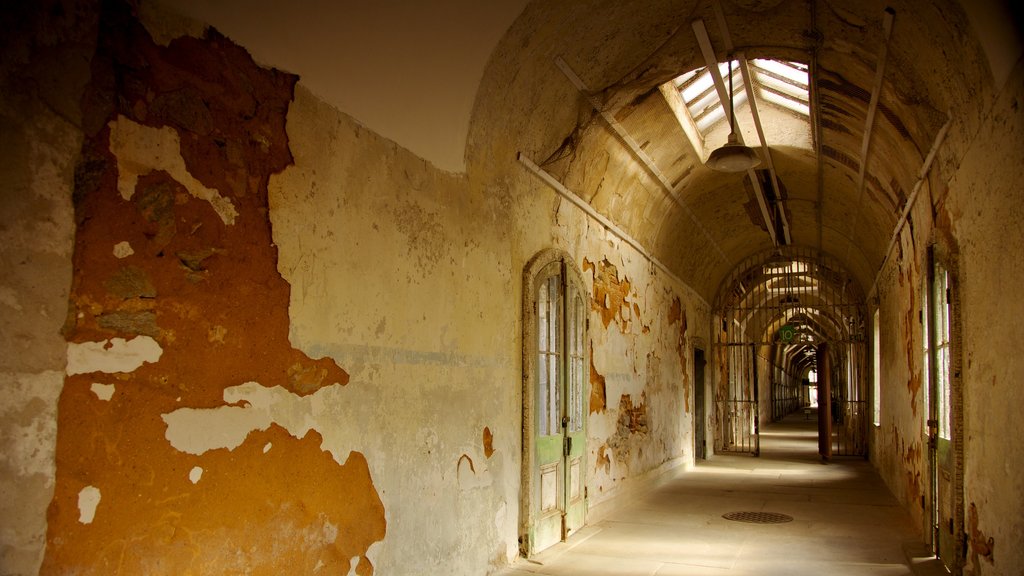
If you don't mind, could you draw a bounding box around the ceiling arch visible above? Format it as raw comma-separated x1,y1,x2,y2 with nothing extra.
467,0,1007,300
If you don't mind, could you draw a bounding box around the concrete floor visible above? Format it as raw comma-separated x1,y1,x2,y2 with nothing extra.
500,409,945,576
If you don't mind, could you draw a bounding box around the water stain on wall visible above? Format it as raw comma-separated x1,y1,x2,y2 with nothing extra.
596,445,612,474
589,342,607,414
483,426,495,458
608,393,648,466
45,4,385,573
967,502,995,573
902,440,922,508
668,296,690,413
583,257,633,332
904,287,921,416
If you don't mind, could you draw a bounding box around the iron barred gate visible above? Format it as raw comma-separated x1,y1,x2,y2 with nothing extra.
714,247,867,458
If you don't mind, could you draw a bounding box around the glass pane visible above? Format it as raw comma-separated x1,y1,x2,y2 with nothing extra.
939,346,951,439
570,295,585,432
539,283,549,351
539,353,549,435
554,276,562,358
549,353,559,434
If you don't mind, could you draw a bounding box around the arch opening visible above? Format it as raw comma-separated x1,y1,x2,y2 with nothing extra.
713,247,867,458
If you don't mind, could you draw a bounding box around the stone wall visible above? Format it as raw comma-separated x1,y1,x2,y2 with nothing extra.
0,1,92,572
870,57,1024,576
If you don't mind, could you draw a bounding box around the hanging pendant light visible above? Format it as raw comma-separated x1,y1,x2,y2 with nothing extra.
706,56,761,173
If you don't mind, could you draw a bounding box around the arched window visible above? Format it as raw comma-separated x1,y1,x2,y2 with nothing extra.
520,249,588,556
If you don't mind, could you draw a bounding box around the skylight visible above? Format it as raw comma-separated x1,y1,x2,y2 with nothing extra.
663,59,811,158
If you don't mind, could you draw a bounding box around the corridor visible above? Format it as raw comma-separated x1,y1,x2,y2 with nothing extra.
502,410,942,576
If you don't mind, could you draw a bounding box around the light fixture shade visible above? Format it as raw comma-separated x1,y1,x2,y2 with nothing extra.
706,132,761,172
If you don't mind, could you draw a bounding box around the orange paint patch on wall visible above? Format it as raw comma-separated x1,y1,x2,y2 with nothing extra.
617,393,649,435
45,4,383,574
669,296,690,413
41,425,385,574
967,502,995,572
589,342,607,414
902,440,922,507
583,257,633,332
482,427,494,458
903,293,921,416
596,445,611,473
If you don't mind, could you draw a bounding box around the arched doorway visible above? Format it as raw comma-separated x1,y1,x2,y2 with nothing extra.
713,247,867,458
520,249,588,556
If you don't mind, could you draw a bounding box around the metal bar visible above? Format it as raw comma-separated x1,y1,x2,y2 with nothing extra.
555,57,729,263
712,0,790,243
810,1,824,252
692,19,778,247
752,342,760,456
518,153,702,302
737,53,792,244
872,116,952,295
844,8,896,263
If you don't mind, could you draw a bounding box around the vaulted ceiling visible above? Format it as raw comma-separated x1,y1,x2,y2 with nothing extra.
157,0,1019,303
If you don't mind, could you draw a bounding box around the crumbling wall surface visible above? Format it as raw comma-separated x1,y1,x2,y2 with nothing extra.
511,184,710,512
870,59,1024,575
34,3,386,574
941,59,1024,576
269,84,519,574
0,1,94,573
871,249,927,532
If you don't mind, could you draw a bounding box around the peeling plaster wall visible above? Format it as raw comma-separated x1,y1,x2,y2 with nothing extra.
872,245,928,532
23,3,388,574
0,1,92,573
870,59,1024,576
508,174,711,516
939,59,1024,576
268,84,519,574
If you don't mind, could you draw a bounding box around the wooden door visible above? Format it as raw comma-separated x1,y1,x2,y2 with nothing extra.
528,259,587,554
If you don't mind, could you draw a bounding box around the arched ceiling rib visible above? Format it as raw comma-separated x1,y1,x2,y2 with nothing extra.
468,0,1004,301
155,0,1014,302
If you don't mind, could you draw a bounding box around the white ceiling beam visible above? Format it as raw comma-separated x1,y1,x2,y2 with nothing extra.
844,8,896,263
554,56,729,263
869,115,951,298
517,152,700,298
737,55,792,245
711,0,791,245
692,18,778,248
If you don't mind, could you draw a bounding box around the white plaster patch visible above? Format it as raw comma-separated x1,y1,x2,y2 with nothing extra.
112,241,134,259
66,336,163,376
107,115,238,225
90,383,115,401
161,382,344,462
77,486,100,524
189,466,203,484
1,371,63,479
494,500,506,532
0,286,23,310
263,442,272,453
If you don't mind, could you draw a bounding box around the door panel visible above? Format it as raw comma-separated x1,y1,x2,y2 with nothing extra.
527,258,587,555
563,285,586,537
928,260,957,571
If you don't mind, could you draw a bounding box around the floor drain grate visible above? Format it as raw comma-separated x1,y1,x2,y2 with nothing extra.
722,511,794,524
